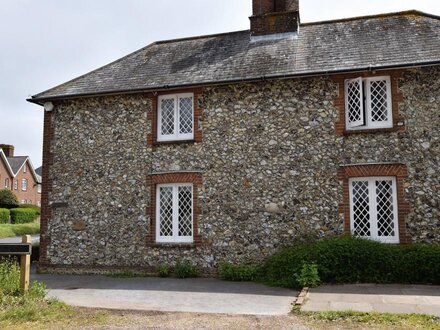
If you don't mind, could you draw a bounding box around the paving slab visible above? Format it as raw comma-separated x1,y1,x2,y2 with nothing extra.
302,284,440,317
33,272,297,315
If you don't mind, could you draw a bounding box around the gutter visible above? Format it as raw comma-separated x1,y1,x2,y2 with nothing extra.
27,60,440,106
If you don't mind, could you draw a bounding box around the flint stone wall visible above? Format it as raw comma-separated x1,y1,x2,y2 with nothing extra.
45,67,440,270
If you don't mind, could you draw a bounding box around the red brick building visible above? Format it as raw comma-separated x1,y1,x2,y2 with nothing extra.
0,144,41,206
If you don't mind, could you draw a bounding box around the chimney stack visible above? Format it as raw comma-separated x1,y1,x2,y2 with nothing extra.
0,144,14,157
250,0,300,38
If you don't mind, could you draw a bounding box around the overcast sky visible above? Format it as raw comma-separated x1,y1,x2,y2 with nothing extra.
1,0,440,168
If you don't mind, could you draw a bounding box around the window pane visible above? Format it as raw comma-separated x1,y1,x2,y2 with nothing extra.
370,80,389,122
346,78,365,128
159,186,173,237
375,180,396,237
352,180,371,237
160,98,175,135
178,185,192,237
179,97,193,134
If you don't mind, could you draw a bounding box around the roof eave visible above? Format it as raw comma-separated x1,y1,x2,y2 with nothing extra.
27,60,440,105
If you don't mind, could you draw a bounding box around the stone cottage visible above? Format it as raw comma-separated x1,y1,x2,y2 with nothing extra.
29,0,440,273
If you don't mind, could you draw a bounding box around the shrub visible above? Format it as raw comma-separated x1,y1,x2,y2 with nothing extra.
218,263,258,281
295,263,320,288
10,208,37,224
260,236,440,288
0,208,10,224
174,262,198,278
0,189,19,209
157,265,171,277
18,204,41,216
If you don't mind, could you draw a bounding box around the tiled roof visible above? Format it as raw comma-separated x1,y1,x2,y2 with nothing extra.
30,11,440,102
6,157,27,175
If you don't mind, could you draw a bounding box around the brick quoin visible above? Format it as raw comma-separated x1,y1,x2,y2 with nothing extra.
147,88,203,146
332,70,405,135
39,110,54,266
338,163,411,244
146,172,203,245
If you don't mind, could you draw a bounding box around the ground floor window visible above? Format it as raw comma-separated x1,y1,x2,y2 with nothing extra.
349,177,399,243
156,183,193,243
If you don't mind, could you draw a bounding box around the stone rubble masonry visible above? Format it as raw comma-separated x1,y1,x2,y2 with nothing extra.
38,66,440,273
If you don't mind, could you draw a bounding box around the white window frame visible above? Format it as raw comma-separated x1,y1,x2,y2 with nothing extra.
23,163,27,173
22,179,27,191
349,176,399,244
14,180,18,190
157,93,194,142
156,183,194,243
345,76,393,130
37,184,42,193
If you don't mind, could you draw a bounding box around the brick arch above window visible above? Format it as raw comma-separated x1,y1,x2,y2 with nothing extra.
146,172,203,246
337,163,410,244
332,70,405,135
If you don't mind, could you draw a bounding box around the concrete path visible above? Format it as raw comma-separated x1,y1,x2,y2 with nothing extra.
33,272,297,315
302,284,440,317
0,234,39,244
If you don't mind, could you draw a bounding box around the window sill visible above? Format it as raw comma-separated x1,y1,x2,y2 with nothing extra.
153,139,196,146
145,242,199,248
344,126,405,135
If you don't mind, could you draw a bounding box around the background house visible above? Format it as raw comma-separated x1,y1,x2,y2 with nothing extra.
0,144,42,206
29,0,440,273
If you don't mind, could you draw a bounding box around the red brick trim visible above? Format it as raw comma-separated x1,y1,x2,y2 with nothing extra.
337,163,410,244
147,88,203,146
146,172,203,245
39,110,54,265
332,70,405,135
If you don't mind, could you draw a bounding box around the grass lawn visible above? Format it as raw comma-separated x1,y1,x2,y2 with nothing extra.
295,309,440,330
0,222,40,238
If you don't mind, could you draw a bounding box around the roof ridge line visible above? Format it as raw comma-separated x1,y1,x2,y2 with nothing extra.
301,10,440,27
155,29,249,45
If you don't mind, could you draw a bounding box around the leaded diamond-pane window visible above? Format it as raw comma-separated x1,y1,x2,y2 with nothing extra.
156,183,193,243
350,177,399,243
158,93,194,141
345,76,392,130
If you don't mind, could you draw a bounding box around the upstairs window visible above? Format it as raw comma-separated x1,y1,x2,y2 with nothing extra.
350,177,399,243
37,184,42,193
14,180,18,190
23,163,27,173
4,178,9,189
158,93,194,142
345,76,392,130
22,179,27,191
156,183,193,243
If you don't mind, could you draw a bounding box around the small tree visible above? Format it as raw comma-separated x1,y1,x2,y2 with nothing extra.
0,189,19,209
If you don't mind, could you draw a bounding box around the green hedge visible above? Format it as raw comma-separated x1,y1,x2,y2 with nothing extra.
219,263,258,281
18,204,41,216
10,208,37,224
260,236,440,288
0,208,10,224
